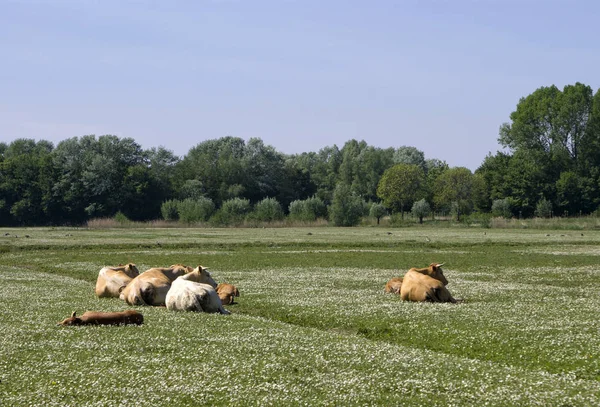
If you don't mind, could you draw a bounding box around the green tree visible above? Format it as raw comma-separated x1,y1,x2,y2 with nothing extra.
497,83,600,216
434,167,475,221
0,139,55,225
376,164,425,218
393,146,426,171
329,183,365,226
369,202,387,225
411,199,431,224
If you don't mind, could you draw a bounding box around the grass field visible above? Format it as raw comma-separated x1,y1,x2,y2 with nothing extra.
1,227,599,406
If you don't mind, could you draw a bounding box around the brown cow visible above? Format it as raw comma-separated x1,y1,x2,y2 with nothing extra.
119,264,193,306
400,263,457,303
58,310,143,326
216,283,240,305
95,264,140,298
384,277,403,294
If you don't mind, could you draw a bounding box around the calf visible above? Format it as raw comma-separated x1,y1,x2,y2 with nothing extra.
400,263,457,303
216,283,240,305
58,310,143,326
384,277,403,294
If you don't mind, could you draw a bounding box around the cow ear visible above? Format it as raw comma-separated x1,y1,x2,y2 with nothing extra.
71,311,77,318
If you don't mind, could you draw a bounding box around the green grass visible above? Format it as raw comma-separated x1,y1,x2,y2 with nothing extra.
1,227,599,405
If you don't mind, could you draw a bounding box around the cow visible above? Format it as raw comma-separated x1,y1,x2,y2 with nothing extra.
400,263,457,303
58,310,143,326
166,266,230,314
384,277,403,294
95,263,140,298
119,264,193,306
216,283,240,305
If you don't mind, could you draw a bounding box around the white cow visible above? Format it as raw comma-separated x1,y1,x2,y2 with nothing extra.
165,266,230,314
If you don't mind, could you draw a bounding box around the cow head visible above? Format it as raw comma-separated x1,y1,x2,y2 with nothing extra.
185,265,218,288
58,311,82,326
427,263,448,286
123,263,140,278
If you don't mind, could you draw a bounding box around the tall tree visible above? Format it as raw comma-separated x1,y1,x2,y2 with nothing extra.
434,167,475,221
0,139,54,225
376,163,425,217
393,146,426,171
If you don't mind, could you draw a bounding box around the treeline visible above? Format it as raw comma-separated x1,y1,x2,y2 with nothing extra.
1,82,600,226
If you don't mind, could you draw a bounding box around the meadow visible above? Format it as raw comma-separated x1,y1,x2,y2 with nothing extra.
1,226,599,406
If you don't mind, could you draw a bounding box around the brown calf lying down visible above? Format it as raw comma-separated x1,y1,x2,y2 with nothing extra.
95,263,140,298
400,263,457,303
216,283,240,305
58,310,144,326
384,277,403,294
120,264,193,306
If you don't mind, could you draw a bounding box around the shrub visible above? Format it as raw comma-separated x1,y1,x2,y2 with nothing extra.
411,199,431,224
211,198,251,226
491,198,512,219
114,211,130,225
288,196,327,222
535,198,553,218
329,184,365,227
251,198,284,222
178,197,215,223
161,199,180,221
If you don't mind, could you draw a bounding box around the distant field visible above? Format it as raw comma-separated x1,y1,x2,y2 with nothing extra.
1,227,599,406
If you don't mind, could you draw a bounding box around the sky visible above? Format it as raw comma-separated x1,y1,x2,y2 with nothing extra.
1,0,599,171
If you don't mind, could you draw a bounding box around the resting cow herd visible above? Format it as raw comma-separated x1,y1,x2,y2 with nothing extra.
59,261,459,326
58,263,240,326
384,263,458,303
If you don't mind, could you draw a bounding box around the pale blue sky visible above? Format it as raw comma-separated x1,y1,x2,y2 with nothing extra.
2,0,599,170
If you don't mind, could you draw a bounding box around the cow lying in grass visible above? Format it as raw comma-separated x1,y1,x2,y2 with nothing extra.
216,283,239,305
384,277,403,294
95,263,140,298
400,263,457,303
166,266,230,314
58,310,143,326
120,264,192,306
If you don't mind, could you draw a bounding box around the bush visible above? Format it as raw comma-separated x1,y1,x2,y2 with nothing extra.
288,196,327,222
411,199,431,224
161,200,180,221
250,198,284,222
178,197,215,223
492,198,512,219
211,198,251,226
535,198,553,218
329,184,365,227
114,211,130,225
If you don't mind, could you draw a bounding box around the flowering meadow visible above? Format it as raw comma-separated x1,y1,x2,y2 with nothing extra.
1,227,599,406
